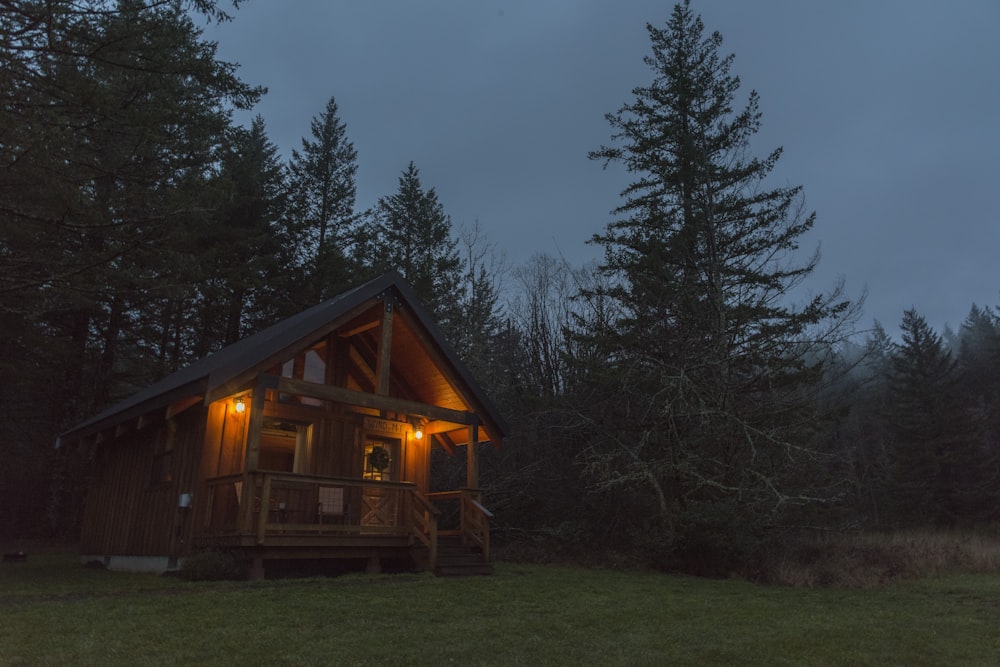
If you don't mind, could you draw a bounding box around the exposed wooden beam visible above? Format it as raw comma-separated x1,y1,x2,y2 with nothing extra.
276,376,474,426
375,297,393,396
338,319,380,337
433,432,456,456
348,343,376,388
350,326,423,405
203,299,379,404
61,379,206,447
467,417,479,490
243,379,271,472
423,420,457,435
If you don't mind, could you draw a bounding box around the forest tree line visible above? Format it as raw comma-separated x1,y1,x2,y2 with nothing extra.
2,0,998,572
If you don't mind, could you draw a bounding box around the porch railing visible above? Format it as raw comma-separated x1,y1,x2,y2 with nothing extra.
200,473,488,570
200,472,439,556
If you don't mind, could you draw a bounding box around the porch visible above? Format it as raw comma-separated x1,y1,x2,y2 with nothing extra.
195,471,491,577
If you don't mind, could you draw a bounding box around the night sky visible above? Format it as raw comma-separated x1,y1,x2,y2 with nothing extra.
204,1,1000,338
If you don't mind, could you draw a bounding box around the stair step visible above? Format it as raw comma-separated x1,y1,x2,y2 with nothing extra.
414,537,493,576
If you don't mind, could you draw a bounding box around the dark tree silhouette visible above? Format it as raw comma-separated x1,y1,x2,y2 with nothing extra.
578,0,854,566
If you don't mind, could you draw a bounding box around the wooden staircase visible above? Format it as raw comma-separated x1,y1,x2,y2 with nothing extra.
431,535,493,576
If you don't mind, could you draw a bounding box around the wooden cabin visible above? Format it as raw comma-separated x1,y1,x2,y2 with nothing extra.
58,272,508,578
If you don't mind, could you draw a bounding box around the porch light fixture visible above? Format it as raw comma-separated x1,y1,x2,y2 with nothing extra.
414,426,424,440
410,416,425,440
233,397,246,414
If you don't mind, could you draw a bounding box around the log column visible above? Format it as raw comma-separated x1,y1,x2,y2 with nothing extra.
466,416,479,490
237,378,269,532
375,297,393,398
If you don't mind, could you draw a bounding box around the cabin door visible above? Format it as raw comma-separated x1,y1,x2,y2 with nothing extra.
361,436,401,528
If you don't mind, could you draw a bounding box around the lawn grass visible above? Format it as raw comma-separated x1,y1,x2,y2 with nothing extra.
2,552,999,666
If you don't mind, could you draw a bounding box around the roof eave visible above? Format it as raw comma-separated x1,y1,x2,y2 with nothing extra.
57,378,207,448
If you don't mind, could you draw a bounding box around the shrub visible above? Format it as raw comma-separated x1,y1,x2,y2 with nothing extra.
179,550,243,581
667,501,769,578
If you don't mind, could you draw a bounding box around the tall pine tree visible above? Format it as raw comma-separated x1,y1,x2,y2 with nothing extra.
952,305,1000,521
286,96,360,304
358,162,463,339
885,310,975,525
580,0,853,566
192,117,290,353
0,0,260,540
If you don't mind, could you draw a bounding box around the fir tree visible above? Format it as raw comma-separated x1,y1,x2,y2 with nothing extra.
579,0,853,563
193,117,290,352
0,0,259,540
886,309,975,524
286,96,360,303
953,305,1000,520
358,162,463,338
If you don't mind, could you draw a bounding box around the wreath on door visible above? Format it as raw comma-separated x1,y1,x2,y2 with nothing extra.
368,446,390,473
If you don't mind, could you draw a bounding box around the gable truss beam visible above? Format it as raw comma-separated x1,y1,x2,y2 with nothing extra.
348,329,422,404
375,296,393,396
274,376,474,426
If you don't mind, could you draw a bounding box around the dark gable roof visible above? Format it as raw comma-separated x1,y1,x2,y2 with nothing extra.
59,272,508,446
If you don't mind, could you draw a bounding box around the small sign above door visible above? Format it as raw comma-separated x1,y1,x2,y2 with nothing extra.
363,417,408,435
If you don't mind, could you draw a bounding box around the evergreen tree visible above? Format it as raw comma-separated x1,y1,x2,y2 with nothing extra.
953,305,1000,519
2,0,261,414
0,0,259,540
193,116,291,353
885,310,976,524
580,0,853,566
957,305,1000,409
286,96,360,304
358,162,464,337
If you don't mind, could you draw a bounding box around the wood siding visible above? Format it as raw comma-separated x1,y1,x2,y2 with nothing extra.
79,407,205,557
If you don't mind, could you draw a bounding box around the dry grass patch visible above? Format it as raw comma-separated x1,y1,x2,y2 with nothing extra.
767,529,1000,588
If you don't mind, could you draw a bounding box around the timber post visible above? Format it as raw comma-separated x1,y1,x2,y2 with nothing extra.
466,416,479,490
375,295,393,397
237,378,269,533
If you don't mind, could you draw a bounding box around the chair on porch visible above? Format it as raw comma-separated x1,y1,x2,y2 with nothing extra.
317,486,347,524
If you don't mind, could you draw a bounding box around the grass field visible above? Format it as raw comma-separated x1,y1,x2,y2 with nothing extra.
2,552,999,666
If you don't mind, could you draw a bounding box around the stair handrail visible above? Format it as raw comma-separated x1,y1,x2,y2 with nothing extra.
410,489,440,570
460,491,492,563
